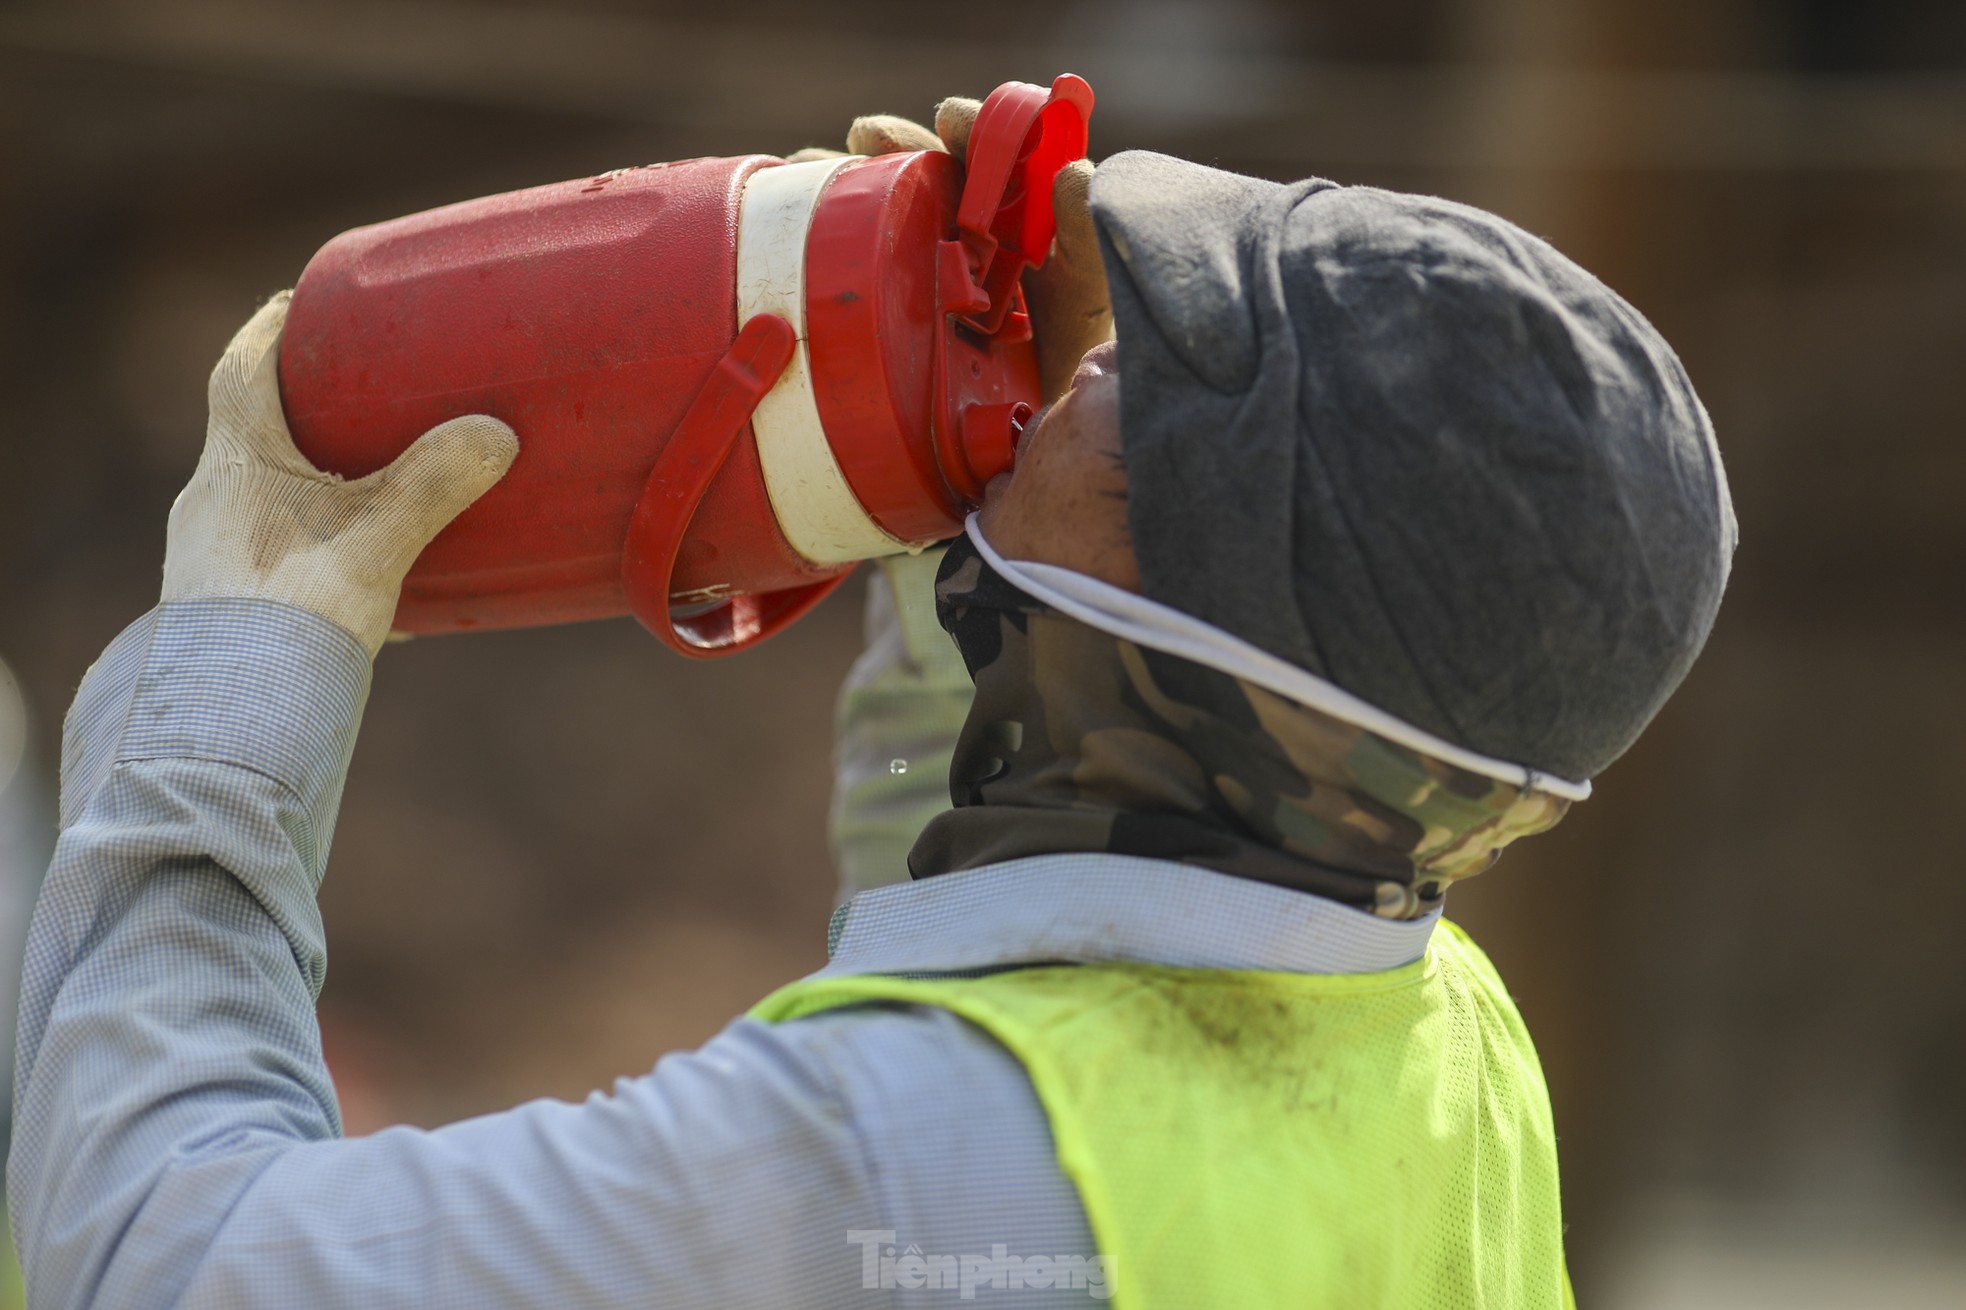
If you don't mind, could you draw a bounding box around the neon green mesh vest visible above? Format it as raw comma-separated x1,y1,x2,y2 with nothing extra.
754,919,1572,1309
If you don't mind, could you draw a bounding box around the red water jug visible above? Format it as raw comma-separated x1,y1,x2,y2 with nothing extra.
279,75,1093,656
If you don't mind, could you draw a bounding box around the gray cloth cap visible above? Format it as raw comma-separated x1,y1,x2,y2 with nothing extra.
1089,151,1736,781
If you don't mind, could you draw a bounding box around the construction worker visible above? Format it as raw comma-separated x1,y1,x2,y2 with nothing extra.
7,98,1733,1308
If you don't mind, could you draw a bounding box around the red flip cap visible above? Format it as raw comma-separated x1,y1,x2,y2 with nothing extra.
939,74,1095,337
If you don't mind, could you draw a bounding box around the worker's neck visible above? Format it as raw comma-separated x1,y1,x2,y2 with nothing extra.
908,538,1569,920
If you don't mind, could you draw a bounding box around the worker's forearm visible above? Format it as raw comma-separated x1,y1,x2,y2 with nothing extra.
830,550,973,900
3,593,1099,1310
8,600,366,1307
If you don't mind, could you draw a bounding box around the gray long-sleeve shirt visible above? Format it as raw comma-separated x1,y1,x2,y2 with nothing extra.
9,597,1436,1307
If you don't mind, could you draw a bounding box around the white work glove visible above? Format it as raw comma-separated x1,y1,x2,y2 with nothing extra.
161,293,519,655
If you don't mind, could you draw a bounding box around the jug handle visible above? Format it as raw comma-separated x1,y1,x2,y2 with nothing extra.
621,312,852,658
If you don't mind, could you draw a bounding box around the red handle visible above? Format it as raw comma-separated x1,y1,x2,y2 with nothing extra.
947,73,1095,335
620,313,851,657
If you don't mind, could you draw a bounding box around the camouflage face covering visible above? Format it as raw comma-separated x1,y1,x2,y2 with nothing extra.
909,537,1573,919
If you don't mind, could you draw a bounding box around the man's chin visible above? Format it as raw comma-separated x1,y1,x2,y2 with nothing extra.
970,478,1015,544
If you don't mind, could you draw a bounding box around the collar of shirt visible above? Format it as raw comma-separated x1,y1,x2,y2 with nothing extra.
818,854,1441,979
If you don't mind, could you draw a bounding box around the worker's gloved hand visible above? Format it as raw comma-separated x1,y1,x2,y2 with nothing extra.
792,97,1113,402
161,293,519,656
1020,156,1111,402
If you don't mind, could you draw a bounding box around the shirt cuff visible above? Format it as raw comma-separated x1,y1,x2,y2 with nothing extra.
62,600,372,828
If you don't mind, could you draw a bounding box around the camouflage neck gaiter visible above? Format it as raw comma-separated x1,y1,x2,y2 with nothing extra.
908,536,1574,919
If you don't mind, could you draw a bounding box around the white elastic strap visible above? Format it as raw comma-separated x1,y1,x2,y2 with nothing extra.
736,158,909,567
967,515,1592,801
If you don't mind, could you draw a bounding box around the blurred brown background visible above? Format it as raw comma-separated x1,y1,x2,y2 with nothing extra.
2,0,1964,1304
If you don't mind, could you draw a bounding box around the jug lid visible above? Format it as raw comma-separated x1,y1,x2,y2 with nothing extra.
945,74,1096,336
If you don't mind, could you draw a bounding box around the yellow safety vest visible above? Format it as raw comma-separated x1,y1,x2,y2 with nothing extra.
755,919,1573,1309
